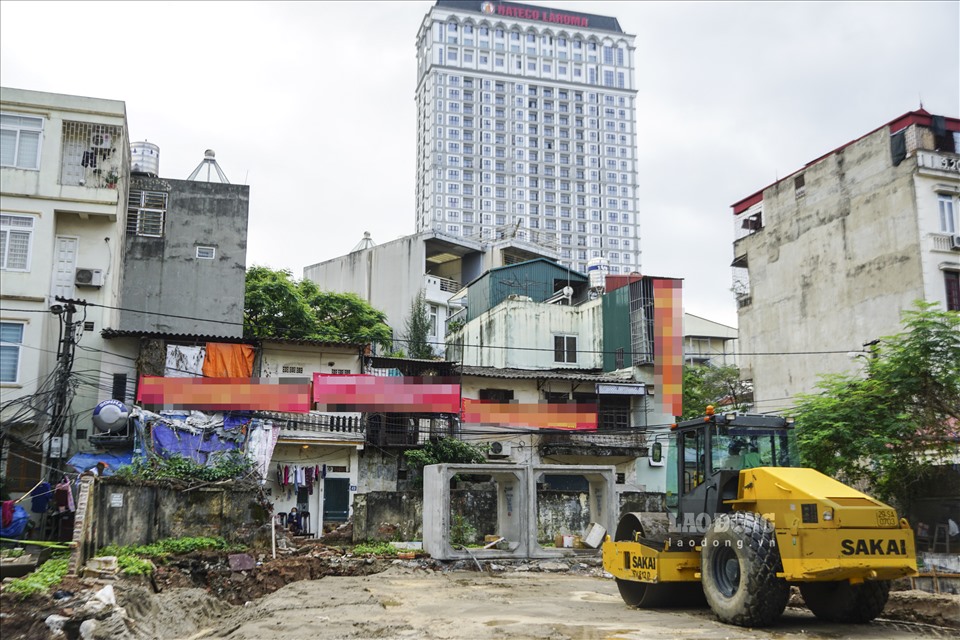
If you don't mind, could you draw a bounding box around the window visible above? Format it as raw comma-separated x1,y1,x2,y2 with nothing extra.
479,388,514,402
429,304,439,336
939,194,957,234
1,321,24,383
196,246,216,259
0,113,43,169
554,335,577,363
112,373,128,402
946,271,960,312
0,214,34,271
127,190,168,237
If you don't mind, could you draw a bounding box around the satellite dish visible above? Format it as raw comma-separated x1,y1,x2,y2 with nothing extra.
92,399,130,432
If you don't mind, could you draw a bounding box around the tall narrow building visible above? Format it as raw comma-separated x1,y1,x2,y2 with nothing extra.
415,0,640,275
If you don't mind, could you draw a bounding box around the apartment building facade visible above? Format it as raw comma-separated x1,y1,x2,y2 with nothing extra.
415,0,640,275
1,87,129,490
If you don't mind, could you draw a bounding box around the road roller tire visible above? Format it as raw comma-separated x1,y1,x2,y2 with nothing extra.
799,580,890,623
701,511,789,627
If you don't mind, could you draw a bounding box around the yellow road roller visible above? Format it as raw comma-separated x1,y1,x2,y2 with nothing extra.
602,409,917,627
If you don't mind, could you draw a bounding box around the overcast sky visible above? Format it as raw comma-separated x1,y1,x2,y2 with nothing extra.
2,1,957,327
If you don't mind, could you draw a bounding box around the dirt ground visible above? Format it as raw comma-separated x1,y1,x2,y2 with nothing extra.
193,567,957,640
2,542,958,640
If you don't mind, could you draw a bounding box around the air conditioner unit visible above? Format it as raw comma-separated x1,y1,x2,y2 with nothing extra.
487,441,512,459
90,132,113,149
75,268,104,287
950,235,960,250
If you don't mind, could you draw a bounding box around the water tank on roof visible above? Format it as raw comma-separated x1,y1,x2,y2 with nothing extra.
586,257,610,290
130,141,160,177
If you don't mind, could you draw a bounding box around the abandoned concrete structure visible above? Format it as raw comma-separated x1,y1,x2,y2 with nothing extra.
731,109,960,411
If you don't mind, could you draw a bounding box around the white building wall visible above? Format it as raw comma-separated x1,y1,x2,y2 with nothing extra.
455,298,602,368
1,87,128,459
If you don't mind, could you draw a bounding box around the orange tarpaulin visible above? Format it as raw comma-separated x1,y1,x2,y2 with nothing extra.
202,343,255,378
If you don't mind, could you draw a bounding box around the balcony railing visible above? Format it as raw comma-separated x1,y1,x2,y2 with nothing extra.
60,120,125,189
539,430,648,454
917,150,960,176
261,412,364,435
425,274,462,296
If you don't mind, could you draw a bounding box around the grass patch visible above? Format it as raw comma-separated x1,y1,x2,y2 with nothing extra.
96,536,245,576
351,541,399,556
5,558,69,599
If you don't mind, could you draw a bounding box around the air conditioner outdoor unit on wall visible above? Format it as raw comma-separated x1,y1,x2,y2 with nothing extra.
75,268,104,287
950,235,960,250
90,132,113,149
487,441,512,459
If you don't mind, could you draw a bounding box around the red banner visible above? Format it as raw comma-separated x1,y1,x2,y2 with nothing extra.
462,399,597,431
137,376,311,412
313,374,461,413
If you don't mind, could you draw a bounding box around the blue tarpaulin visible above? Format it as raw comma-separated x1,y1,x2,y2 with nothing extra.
65,451,135,476
0,504,31,538
151,424,240,464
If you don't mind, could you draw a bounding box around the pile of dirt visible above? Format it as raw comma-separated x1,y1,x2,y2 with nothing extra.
787,586,960,629
153,544,394,605
883,589,960,628
0,540,393,639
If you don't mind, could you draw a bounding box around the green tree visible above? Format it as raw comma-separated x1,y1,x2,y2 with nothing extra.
792,302,960,509
244,266,317,339
404,437,488,476
300,282,393,351
244,266,393,350
682,364,752,419
403,290,434,359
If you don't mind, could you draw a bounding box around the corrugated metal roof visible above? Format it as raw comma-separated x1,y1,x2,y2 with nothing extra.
101,328,362,349
460,366,634,383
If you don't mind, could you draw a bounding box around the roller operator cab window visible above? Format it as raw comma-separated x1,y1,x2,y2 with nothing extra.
711,425,800,471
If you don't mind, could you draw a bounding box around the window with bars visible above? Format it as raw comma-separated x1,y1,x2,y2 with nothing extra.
127,189,168,237
59,121,124,187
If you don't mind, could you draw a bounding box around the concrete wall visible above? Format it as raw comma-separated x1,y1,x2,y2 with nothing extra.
735,123,931,410
90,479,266,549
357,448,400,493
454,298,603,369
304,234,428,341
353,487,665,544
258,342,360,378
119,176,249,336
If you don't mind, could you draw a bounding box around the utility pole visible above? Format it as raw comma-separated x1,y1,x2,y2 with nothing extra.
45,296,85,482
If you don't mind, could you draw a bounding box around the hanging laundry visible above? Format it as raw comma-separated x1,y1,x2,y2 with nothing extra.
306,467,314,495
29,482,53,514
284,465,290,486
202,343,255,378
54,479,75,513
81,151,97,168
